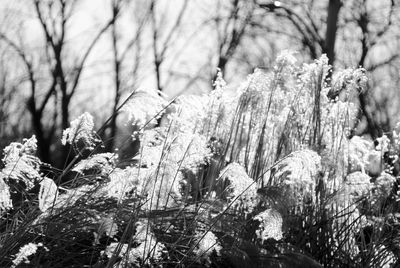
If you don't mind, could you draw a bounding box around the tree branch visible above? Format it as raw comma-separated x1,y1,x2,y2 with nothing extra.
69,14,119,97
367,54,399,72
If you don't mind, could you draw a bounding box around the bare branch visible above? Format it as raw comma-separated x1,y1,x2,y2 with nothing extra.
119,4,151,61
69,13,120,97
370,0,396,47
0,33,31,66
159,0,189,59
259,4,320,58
0,32,38,109
259,2,323,47
367,54,399,72
33,0,56,50
38,78,57,114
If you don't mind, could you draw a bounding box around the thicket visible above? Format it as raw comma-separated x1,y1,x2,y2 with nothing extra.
1,52,399,267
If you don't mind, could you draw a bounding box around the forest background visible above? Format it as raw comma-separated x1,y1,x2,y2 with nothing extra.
1,0,399,168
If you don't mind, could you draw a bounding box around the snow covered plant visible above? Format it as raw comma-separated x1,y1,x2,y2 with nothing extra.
254,209,283,242
102,220,167,267
193,230,222,262
0,135,41,190
61,112,100,151
2,53,400,267
11,242,48,267
123,89,167,128
266,149,322,207
0,136,42,211
214,163,258,214
72,152,118,176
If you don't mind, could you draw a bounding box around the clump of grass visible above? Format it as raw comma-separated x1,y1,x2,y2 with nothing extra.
0,52,399,267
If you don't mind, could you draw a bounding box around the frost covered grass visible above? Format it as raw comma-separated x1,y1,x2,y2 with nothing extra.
1,52,400,267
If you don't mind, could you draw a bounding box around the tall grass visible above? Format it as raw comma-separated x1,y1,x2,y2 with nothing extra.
0,51,399,267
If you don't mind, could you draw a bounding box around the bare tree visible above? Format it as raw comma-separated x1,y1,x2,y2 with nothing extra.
0,30,54,163
0,0,118,165
208,0,258,84
103,0,149,151
0,47,19,149
350,0,397,137
149,0,188,94
33,0,116,132
258,0,341,65
258,0,399,139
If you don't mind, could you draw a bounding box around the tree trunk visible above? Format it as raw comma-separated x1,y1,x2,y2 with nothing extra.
324,0,342,65
106,20,121,152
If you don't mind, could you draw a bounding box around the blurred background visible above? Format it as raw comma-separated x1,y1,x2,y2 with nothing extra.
0,0,399,167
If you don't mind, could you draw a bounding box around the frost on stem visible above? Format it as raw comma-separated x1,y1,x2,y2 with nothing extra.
374,173,395,197
345,172,372,199
38,177,58,212
167,94,210,133
254,208,283,242
216,163,257,214
334,172,372,206
144,163,184,210
135,128,165,167
0,135,41,190
12,242,47,267
123,89,167,128
327,172,372,258
275,50,297,72
0,136,42,212
213,68,227,91
61,112,99,150
268,149,321,206
101,166,144,203
0,179,12,212
95,215,118,243
2,135,38,163
135,127,212,209
194,231,222,261
376,135,390,153
168,132,212,171
102,219,167,266
371,173,396,212
347,136,375,173
329,67,368,101
72,152,118,175
139,128,211,170
392,122,400,147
